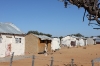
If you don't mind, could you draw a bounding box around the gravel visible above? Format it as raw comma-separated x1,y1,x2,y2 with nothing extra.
0,55,32,62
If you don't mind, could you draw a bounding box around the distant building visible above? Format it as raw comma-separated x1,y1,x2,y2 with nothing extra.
95,37,100,44
87,38,94,45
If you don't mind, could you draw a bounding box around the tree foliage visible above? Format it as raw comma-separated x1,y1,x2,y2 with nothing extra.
27,30,52,37
74,33,84,37
59,0,100,28
59,36,63,40
70,33,84,37
97,35,100,38
90,36,94,38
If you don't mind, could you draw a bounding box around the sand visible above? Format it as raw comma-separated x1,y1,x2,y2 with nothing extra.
0,44,100,66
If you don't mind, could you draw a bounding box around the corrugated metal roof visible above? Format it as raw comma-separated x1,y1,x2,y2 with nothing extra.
0,22,24,34
33,34,52,40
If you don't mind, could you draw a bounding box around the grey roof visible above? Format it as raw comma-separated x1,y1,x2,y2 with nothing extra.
0,22,24,34
95,38,100,42
33,34,52,40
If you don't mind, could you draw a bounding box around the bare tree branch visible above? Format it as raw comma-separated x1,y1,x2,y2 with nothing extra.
59,0,100,27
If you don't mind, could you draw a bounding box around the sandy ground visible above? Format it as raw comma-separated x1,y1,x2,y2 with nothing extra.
1,44,100,66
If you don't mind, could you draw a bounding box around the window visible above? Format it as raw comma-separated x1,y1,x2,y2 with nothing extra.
15,38,18,43
0,37,2,43
15,38,21,43
19,38,21,43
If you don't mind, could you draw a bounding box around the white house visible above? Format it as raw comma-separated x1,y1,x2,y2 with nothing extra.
0,22,25,57
76,38,87,47
78,38,85,46
51,38,61,51
61,36,77,47
61,36,72,47
61,36,88,47
87,38,94,45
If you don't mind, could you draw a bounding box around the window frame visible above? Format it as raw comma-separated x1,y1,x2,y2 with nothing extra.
15,38,21,43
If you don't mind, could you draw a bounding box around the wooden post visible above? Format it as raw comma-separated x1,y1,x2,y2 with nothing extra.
10,52,14,66
71,59,74,66
32,55,35,66
50,57,54,66
45,40,48,56
91,60,94,66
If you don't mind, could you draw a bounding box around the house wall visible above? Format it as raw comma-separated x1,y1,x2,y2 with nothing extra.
25,34,38,54
47,40,51,53
12,35,25,56
0,34,25,57
0,35,6,57
84,40,87,46
87,38,94,45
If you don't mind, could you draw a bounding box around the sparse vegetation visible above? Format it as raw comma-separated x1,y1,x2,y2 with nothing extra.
27,30,52,37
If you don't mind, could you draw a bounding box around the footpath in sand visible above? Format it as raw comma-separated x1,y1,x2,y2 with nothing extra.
0,44,100,66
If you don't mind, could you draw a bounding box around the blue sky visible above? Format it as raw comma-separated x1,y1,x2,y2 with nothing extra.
0,0,100,37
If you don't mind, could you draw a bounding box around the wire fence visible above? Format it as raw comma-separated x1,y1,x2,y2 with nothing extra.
0,52,100,66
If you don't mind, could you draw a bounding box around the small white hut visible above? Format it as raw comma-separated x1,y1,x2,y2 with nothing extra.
87,38,94,45
61,36,71,47
51,38,61,51
76,38,87,47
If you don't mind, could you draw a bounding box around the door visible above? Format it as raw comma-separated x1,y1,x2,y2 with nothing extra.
5,36,12,57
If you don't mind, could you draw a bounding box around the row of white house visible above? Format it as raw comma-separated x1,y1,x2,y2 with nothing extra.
50,36,96,51
61,36,95,47
0,22,99,57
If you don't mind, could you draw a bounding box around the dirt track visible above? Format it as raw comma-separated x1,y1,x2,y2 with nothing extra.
0,44,100,66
